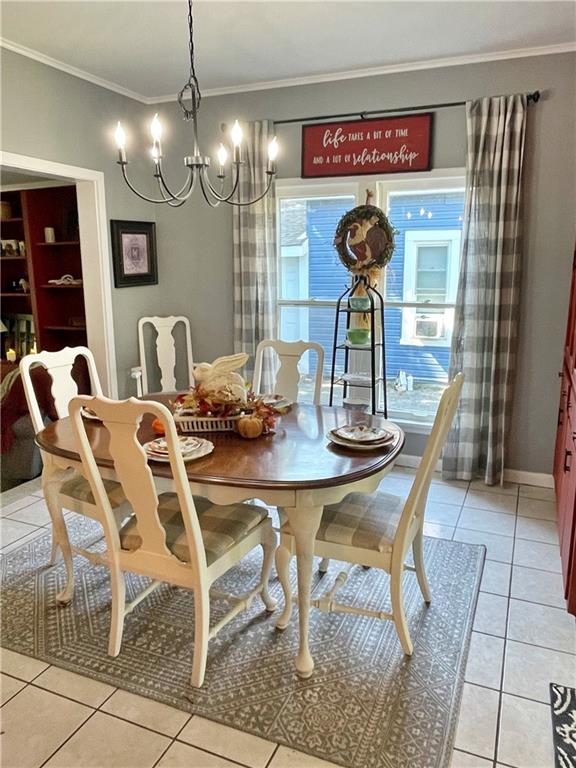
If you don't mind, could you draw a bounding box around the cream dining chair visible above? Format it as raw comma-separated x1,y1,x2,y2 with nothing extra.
19,346,127,604
253,339,325,404
132,315,194,396
275,372,464,655
68,394,277,688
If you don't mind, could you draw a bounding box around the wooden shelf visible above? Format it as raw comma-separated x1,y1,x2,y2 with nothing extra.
40,284,83,289
35,241,80,247
2,185,85,353
1,217,23,223
0,256,26,261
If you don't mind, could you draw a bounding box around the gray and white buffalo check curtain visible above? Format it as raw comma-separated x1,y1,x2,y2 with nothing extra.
233,120,277,387
443,94,528,484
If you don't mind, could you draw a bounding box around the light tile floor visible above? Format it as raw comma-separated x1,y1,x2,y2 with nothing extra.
1,471,574,768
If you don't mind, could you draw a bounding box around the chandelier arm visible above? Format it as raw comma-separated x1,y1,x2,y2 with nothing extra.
200,164,240,203
197,172,223,208
155,176,190,207
156,162,197,201
120,165,181,205
223,173,275,207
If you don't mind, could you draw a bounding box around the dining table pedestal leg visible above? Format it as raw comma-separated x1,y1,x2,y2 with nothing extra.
283,504,323,679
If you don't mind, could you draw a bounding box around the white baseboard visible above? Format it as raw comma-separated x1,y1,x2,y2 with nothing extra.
395,455,554,488
503,469,554,489
395,455,432,470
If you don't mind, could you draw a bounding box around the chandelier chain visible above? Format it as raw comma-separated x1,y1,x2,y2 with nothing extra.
115,0,277,207
178,0,201,121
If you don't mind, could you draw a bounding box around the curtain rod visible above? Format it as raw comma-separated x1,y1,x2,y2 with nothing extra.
274,90,540,126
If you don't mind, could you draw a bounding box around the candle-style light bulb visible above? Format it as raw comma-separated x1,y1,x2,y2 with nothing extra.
115,122,126,150
150,144,160,163
231,120,243,147
267,136,279,162
150,113,163,142
115,121,127,163
217,143,228,167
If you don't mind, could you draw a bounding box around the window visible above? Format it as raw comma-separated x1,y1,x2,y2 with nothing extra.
276,173,465,425
400,229,461,346
277,184,358,395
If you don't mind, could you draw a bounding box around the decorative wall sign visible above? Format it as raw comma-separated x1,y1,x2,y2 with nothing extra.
301,113,433,178
110,220,158,288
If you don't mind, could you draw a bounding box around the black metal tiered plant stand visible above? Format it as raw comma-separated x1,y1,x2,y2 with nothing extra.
328,275,388,417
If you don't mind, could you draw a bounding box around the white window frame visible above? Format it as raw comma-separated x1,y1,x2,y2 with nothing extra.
276,179,360,315
400,228,462,347
275,170,465,429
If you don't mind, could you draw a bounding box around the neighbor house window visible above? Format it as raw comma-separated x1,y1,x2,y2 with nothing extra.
276,174,465,424
400,229,461,346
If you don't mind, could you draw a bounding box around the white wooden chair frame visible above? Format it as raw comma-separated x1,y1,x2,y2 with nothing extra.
132,315,193,396
275,373,464,655
253,339,325,405
19,346,112,599
68,394,277,688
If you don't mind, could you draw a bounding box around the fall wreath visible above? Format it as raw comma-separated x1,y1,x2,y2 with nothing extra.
334,204,395,274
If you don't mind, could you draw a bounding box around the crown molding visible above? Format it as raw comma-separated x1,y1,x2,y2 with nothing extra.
2,36,574,105
0,37,149,103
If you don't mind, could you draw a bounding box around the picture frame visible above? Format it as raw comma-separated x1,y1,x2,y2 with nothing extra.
110,220,158,288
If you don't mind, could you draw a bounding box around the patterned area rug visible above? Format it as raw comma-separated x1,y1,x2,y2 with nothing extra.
550,683,576,768
1,518,484,768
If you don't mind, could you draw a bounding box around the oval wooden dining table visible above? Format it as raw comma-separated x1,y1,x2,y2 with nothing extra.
35,399,405,679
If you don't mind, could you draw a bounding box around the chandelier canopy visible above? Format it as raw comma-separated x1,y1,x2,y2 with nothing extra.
113,0,278,208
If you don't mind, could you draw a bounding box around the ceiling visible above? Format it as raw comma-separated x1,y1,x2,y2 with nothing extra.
1,1,575,101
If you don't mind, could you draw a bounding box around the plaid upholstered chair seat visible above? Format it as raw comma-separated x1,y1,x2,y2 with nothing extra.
119,494,268,565
60,473,126,508
281,491,405,553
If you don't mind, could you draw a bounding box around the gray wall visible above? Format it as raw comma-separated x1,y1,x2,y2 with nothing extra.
2,47,575,472
3,48,174,388
156,53,576,472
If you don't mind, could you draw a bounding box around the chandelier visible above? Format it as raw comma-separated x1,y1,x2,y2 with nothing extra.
113,0,278,208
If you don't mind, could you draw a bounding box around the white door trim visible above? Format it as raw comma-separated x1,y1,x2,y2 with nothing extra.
0,150,117,397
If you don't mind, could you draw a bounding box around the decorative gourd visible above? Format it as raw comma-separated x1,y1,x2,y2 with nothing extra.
237,415,264,439
152,418,165,436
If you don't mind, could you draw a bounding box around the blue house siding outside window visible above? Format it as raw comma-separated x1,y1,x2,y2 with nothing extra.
278,186,465,392
384,191,465,382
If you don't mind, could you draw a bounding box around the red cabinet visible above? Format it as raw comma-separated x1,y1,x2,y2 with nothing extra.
554,248,576,615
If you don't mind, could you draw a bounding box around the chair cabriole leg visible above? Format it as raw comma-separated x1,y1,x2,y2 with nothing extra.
390,569,413,655
412,530,431,605
275,540,293,630
191,586,210,688
108,567,126,657
260,523,278,612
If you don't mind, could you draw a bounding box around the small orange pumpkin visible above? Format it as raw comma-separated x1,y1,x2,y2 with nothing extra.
237,415,264,439
152,418,165,436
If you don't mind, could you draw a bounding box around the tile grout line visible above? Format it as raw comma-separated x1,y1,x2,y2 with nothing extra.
491,489,519,768
170,711,265,768
470,630,575,657
264,744,280,768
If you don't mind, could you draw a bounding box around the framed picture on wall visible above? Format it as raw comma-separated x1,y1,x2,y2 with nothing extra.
110,220,158,287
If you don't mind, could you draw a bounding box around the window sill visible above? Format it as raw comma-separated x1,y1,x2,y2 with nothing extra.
388,417,432,435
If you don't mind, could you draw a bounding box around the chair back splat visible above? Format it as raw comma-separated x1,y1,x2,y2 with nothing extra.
20,346,102,434
69,396,206,581
253,339,325,404
137,316,193,395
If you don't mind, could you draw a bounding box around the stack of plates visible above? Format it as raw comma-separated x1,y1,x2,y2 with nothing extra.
262,394,293,411
327,423,396,451
143,435,214,463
